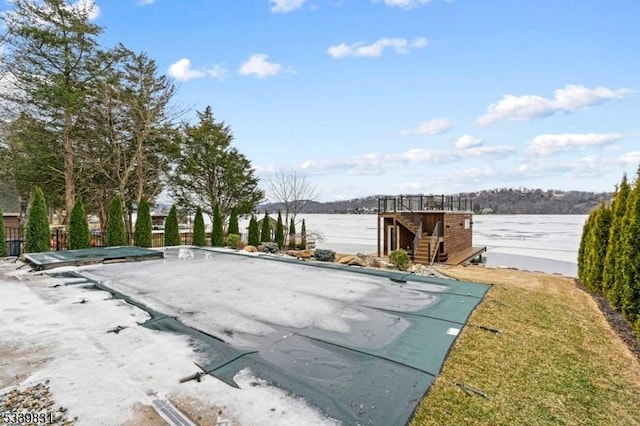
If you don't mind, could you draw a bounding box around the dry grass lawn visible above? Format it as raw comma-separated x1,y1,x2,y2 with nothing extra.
411,265,640,426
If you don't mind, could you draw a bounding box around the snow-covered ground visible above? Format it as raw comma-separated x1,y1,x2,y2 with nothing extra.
0,256,341,426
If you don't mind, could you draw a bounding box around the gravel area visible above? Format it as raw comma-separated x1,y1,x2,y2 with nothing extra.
1,382,75,425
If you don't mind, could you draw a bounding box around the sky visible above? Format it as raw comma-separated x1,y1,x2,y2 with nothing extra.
14,0,640,201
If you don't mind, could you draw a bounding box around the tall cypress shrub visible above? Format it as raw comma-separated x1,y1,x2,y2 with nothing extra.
134,199,152,248
603,175,631,306
300,219,307,249
577,211,595,284
584,202,612,293
193,206,205,246
0,208,6,257
211,204,224,247
288,218,296,250
248,215,260,246
260,211,271,243
619,169,640,322
69,197,90,250
228,207,239,235
164,205,181,246
106,195,127,247
25,187,50,253
275,211,284,249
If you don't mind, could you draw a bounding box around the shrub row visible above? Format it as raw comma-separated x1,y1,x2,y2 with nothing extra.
578,167,640,336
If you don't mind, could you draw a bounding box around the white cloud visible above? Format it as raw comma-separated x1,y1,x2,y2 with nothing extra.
374,0,431,9
328,37,427,58
465,145,516,157
239,54,283,78
526,133,623,156
137,0,156,5
270,0,306,13
207,64,228,80
476,84,633,126
168,59,227,82
400,148,458,164
400,117,451,136
619,151,640,165
72,0,100,20
455,134,482,149
168,58,205,82
299,143,513,176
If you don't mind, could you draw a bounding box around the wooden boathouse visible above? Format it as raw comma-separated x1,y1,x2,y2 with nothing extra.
377,195,486,265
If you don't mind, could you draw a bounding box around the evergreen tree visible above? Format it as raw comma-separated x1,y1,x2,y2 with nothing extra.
0,208,6,257
584,202,612,293
69,197,90,250
164,205,181,246
1,0,106,222
619,168,640,322
260,211,271,243
170,106,264,219
106,195,127,247
275,211,284,249
577,211,595,284
248,215,260,246
211,204,224,247
301,219,307,249
193,206,206,246
288,218,296,250
24,187,50,253
133,199,152,248
228,207,239,235
602,175,631,306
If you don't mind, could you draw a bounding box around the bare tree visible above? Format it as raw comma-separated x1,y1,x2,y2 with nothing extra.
267,169,319,225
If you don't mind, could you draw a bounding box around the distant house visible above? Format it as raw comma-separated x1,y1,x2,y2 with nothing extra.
0,182,23,229
151,212,167,230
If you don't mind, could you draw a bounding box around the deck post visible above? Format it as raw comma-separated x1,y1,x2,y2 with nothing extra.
377,215,381,257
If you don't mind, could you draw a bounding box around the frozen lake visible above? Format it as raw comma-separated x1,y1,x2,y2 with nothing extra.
295,213,587,277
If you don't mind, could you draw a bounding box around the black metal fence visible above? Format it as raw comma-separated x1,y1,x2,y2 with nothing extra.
378,195,473,213
3,227,199,256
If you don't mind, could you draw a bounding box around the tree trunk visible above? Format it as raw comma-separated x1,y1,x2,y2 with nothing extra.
63,115,75,226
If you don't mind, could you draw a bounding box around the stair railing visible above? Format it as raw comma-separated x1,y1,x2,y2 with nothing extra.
412,221,422,259
429,221,443,265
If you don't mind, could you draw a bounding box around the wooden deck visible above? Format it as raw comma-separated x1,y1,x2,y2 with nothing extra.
443,246,487,266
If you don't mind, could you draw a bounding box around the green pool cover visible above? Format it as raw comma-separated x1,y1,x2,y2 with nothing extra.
25,246,163,270
48,248,489,425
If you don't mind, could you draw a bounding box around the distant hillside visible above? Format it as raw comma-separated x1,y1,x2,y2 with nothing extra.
260,188,612,215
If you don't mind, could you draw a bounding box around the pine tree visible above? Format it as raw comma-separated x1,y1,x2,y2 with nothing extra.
211,204,224,247
260,211,271,243
618,168,640,322
300,219,307,249
106,195,127,247
24,187,50,253
275,211,284,249
288,218,296,250
164,205,181,246
0,208,6,257
228,207,239,235
133,199,152,248
69,197,90,250
193,206,206,246
602,175,631,306
248,215,260,246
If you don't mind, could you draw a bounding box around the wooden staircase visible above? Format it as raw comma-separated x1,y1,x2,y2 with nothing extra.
413,235,447,265
394,212,422,234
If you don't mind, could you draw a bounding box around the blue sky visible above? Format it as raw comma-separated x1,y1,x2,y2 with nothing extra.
68,1,640,200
